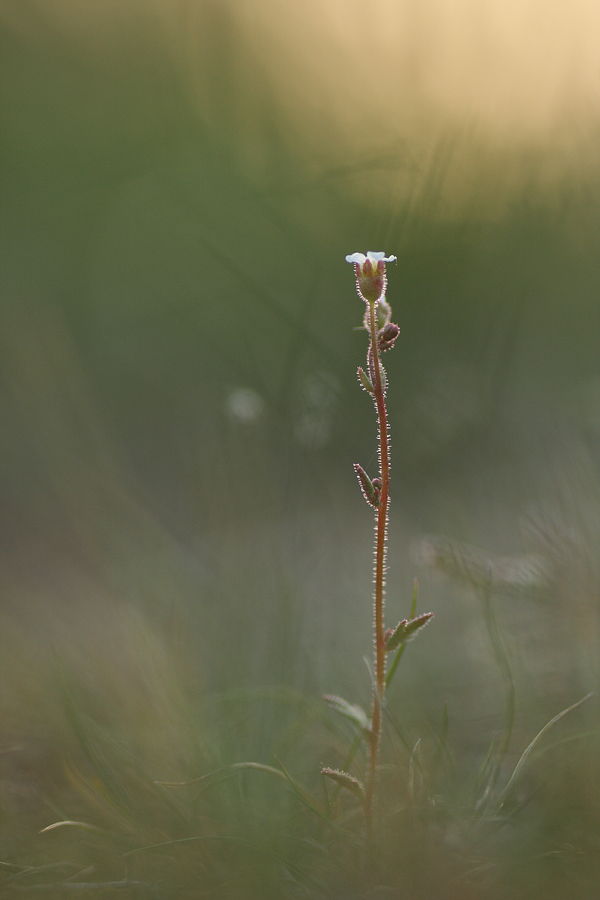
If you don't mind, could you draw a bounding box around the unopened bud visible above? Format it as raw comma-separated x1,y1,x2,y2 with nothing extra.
354,463,381,508
377,297,392,328
378,322,400,352
363,297,393,332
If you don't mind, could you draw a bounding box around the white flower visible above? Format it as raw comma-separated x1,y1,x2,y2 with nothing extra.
345,252,396,266
345,251,396,303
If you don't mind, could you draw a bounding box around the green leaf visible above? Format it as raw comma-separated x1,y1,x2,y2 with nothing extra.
384,612,434,653
496,692,594,809
357,366,375,393
322,694,371,735
321,767,365,802
385,579,420,689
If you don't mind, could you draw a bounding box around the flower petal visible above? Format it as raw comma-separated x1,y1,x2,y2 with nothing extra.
367,251,396,263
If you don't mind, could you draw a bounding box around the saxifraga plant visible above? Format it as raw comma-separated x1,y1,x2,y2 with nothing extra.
322,252,433,839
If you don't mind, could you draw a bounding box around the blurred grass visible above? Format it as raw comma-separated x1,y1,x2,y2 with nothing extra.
3,1,600,896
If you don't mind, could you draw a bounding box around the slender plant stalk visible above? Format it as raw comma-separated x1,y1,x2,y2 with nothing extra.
322,253,432,841
365,298,390,835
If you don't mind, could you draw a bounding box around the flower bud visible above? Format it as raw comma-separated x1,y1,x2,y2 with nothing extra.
363,296,392,331
378,322,400,352
354,463,381,507
376,297,392,328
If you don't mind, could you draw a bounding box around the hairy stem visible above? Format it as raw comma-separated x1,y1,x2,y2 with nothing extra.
365,300,390,837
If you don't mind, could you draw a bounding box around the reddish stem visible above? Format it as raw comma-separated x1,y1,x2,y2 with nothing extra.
364,300,390,837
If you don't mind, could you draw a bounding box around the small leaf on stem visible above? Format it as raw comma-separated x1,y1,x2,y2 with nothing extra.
321,767,365,801
357,366,375,393
384,612,434,653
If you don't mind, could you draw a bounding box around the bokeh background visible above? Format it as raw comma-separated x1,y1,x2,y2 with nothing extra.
3,1,600,896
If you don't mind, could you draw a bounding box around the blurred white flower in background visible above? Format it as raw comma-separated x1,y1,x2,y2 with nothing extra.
294,372,340,449
226,387,265,424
